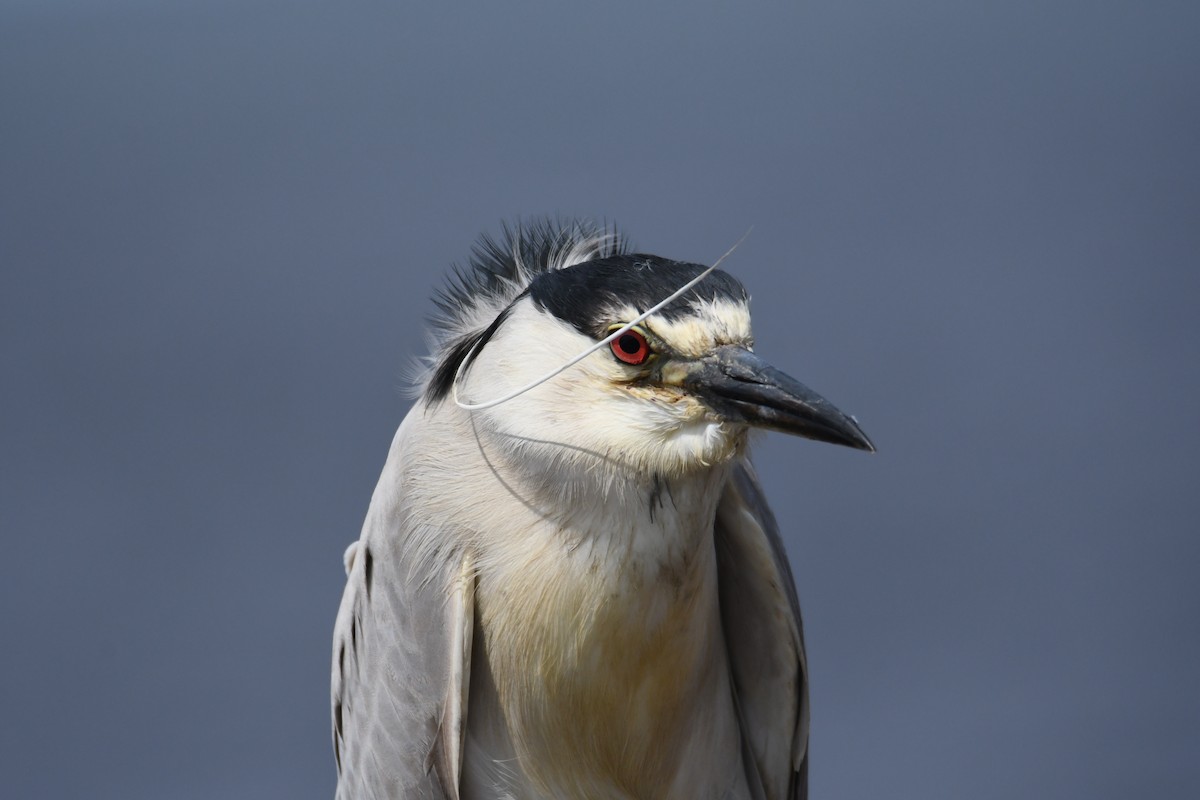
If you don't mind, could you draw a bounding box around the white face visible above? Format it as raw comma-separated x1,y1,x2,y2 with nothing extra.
458,296,755,477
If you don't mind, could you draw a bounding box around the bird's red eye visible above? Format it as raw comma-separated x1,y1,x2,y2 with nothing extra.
610,329,651,366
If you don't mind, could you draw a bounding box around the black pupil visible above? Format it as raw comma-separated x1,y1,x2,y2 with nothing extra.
618,334,642,355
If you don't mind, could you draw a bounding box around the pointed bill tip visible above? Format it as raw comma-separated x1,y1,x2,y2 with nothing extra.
843,415,877,453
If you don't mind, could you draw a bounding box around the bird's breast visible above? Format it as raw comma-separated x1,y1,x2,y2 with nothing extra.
468,475,747,798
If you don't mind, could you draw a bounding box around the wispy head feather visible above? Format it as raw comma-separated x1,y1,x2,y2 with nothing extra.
414,219,631,404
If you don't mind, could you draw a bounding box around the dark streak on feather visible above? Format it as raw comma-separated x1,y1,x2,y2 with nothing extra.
333,701,344,771
424,304,516,406
362,547,374,598
648,473,665,523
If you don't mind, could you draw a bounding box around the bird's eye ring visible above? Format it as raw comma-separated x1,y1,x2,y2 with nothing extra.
609,327,651,366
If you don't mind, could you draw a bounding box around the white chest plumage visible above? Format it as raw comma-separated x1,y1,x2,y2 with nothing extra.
458,457,750,799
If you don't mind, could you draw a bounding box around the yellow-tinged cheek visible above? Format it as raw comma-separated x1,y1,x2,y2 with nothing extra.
624,383,701,411
657,360,692,388
605,385,743,469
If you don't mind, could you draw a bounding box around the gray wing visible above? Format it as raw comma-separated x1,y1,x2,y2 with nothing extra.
715,460,810,800
332,441,474,800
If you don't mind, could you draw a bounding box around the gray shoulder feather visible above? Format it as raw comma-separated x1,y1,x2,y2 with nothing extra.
332,431,476,799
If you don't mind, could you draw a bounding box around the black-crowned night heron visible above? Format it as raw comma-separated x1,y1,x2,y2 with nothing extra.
332,220,873,799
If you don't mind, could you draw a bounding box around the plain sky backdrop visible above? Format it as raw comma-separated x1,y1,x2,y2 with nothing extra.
2,1,1197,798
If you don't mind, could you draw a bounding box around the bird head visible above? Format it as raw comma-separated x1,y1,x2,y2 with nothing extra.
421,226,872,479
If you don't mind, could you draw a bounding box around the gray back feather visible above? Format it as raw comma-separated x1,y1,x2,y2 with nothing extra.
716,461,810,800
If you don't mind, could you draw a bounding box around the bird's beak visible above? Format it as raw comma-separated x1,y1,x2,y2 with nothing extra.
664,345,875,452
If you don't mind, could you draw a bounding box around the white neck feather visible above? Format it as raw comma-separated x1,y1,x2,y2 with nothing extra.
404,405,747,799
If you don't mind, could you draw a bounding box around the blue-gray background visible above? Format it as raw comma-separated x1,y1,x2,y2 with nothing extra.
2,1,1197,798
